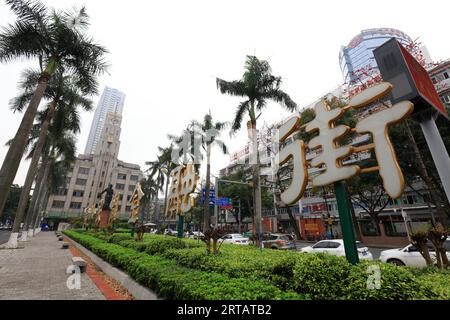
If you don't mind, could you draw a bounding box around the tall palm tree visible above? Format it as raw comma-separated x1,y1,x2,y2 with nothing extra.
3,71,85,247
216,55,297,245
192,112,228,232
10,68,93,243
146,145,175,220
139,176,159,222
0,0,108,221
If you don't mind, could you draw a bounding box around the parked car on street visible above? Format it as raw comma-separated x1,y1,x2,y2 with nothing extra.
164,229,178,237
188,231,204,239
262,233,296,250
219,233,250,245
380,238,450,267
300,239,373,260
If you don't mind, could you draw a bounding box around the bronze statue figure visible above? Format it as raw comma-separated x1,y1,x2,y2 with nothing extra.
100,183,114,211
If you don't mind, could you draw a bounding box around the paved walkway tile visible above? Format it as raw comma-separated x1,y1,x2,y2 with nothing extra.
0,232,105,300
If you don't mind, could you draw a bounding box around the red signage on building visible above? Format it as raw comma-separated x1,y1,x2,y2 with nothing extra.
399,44,449,119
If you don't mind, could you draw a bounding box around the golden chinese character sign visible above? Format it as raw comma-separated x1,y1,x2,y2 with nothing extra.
129,182,145,224
275,82,413,205
165,163,198,219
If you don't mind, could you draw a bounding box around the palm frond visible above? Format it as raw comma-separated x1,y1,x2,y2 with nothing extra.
264,89,298,112
216,78,246,97
0,20,45,62
5,0,48,25
231,100,250,133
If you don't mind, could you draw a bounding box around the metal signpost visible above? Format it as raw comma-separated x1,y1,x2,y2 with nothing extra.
374,38,450,207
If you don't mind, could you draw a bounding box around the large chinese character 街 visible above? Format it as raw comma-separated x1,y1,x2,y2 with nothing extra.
275,116,308,205
274,81,414,204
305,100,360,187
349,82,414,199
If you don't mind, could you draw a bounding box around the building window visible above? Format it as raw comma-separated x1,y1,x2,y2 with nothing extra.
52,201,65,209
56,188,67,196
360,220,379,236
117,173,127,180
116,183,125,190
130,175,139,181
75,178,87,186
72,190,84,198
69,202,82,209
126,206,131,212
127,195,131,201
128,185,136,192
444,72,449,79
432,77,437,84
384,220,407,237
78,167,90,175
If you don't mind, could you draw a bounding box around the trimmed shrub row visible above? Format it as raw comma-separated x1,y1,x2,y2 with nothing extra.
68,230,450,300
64,230,303,300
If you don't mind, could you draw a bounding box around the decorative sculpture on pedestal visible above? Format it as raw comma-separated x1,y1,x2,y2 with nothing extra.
93,199,103,232
108,194,121,229
98,184,114,229
128,182,145,240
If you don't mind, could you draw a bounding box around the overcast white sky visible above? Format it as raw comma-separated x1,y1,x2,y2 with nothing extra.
1,0,449,186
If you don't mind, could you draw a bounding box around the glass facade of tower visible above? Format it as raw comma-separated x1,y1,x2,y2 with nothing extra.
84,86,126,155
339,28,412,85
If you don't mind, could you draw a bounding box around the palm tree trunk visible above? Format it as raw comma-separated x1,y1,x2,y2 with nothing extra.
249,113,263,247
24,154,48,238
31,151,53,235
7,100,56,247
203,145,212,232
33,188,50,235
19,102,56,241
0,69,54,222
163,170,170,216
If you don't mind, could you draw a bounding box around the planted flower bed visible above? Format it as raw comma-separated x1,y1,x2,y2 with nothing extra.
64,230,450,300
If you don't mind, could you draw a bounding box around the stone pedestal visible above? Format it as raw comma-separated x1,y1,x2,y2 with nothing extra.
99,210,111,229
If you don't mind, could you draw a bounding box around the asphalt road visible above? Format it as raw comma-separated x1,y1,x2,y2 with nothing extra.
0,231,11,245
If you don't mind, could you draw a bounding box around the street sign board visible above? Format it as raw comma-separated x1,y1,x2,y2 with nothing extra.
201,188,215,206
216,198,231,209
373,38,449,119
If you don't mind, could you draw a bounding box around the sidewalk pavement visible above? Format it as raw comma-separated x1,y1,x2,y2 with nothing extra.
0,231,105,300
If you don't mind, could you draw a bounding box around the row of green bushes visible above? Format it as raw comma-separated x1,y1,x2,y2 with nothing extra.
69,230,450,300
64,230,303,300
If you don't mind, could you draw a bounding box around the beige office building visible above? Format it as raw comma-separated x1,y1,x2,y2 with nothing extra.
46,112,143,220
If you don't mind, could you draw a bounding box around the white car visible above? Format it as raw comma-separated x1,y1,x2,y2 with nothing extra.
300,239,373,260
219,234,250,245
188,231,204,239
380,238,450,267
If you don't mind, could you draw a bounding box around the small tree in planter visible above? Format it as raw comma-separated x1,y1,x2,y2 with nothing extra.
201,228,226,255
410,229,434,267
428,223,450,269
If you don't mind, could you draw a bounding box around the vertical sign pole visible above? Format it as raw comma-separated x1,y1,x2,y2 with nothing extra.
334,181,359,265
177,215,184,239
419,114,450,207
238,199,241,234
214,179,219,228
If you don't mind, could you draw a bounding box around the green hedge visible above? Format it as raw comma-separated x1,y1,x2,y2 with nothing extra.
65,230,449,300
64,230,303,300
